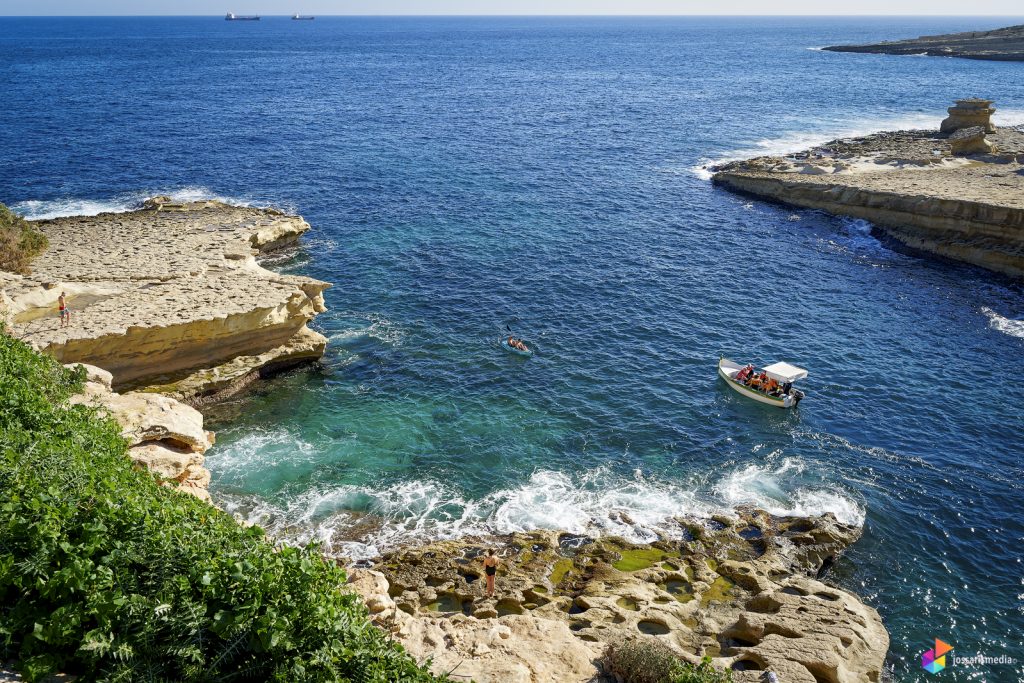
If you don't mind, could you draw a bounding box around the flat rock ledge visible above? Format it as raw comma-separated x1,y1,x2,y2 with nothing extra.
0,198,330,401
711,113,1024,278
345,511,888,683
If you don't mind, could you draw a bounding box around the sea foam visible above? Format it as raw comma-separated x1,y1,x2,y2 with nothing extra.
211,456,864,560
981,306,1024,340
11,187,262,220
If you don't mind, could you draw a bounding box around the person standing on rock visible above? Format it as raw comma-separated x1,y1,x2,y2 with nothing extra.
58,292,71,327
482,549,499,598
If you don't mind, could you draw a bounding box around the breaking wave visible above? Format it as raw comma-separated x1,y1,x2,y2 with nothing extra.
981,306,1024,340
11,187,266,220
691,108,1024,180
209,446,864,560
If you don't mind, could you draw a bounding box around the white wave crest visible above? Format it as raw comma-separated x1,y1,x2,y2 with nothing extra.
714,457,865,527
210,454,864,560
691,108,1024,181
12,187,259,220
981,306,1024,340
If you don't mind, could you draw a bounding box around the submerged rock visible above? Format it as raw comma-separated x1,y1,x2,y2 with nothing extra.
344,511,888,683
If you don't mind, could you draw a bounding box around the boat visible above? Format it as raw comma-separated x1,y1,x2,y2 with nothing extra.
718,357,806,408
225,12,260,20
502,338,533,357
291,14,315,20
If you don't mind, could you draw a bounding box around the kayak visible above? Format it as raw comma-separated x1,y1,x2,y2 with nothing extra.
502,339,533,357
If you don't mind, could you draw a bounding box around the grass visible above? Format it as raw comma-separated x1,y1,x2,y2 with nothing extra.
0,328,441,682
0,203,47,274
605,640,733,683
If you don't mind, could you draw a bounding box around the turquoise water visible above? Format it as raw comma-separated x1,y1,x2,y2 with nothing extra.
3,15,1024,680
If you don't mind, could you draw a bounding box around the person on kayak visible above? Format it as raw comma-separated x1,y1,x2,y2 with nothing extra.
508,336,529,352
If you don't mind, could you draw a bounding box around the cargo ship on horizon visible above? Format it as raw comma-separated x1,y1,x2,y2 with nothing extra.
225,12,260,20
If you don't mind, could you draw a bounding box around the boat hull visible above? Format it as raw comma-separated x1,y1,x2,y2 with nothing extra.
718,359,794,408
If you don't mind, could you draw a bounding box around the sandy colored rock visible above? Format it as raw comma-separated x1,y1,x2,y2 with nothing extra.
346,511,888,683
66,364,214,502
948,126,995,156
711,109,1024,278
3,200,330,397
941,98,997,134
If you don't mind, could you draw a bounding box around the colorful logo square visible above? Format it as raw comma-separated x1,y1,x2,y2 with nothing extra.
921,638,953,674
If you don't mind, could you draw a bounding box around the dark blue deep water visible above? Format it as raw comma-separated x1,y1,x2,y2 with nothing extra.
2,15,1024,680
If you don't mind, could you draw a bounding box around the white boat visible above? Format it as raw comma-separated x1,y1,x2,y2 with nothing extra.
718,357,807,408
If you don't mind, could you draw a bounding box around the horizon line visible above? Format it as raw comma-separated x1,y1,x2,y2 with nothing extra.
3,12,1024,17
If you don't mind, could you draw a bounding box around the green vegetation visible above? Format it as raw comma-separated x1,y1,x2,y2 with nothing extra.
605,640,733,683
0,330,440,682
612,548,679,572
0,203,48,274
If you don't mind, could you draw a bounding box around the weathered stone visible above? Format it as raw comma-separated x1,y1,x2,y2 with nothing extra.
4,201,330,397
949,126,996,156
941,99,997,134
346,512,888,683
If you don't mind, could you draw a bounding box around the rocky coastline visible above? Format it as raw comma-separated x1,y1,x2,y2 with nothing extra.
346,511,888,683
1,198,331,502
712,100,1024,278
2,198,889,682
823,24,1024,61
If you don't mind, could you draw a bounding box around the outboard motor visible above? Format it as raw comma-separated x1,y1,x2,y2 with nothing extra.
791,388,805,405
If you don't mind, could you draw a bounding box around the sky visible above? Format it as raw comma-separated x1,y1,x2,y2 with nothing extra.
2,1,1024,16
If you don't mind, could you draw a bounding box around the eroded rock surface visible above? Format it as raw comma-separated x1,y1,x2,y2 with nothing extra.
345,511,888,683
711,105,1024,277
2,199,330,399
67,363,214,502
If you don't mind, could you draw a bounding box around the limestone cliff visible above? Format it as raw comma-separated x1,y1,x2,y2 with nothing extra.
1,199,330,400
711,112,1024,278
67,363,214,502
346,511,888,683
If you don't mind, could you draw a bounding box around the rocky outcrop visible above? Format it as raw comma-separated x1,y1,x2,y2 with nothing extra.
949,126,995,156
823,24,1024,61
711,105,1024,278
941,99,996,134
67,363,214,502
345,511,889,683
2,199,330,400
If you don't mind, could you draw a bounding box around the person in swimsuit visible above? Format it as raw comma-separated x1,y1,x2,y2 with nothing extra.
58,292,71,327
508,336,528,352
482,549,499,597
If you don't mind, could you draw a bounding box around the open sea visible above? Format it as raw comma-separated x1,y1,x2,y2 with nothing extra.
2,15,1023,681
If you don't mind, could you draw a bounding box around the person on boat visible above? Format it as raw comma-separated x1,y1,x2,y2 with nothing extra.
765,377,780,394
736,364,754,382
481,549,499,597
508,336,528,352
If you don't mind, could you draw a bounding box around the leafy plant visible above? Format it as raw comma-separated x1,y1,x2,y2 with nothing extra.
0,329,441,682
605,639,733,683
0,203,48,274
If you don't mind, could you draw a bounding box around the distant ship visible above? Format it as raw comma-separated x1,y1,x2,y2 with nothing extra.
225,12,260,20
291,13,315,20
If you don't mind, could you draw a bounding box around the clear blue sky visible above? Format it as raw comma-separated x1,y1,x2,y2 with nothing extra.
4,1,1024,16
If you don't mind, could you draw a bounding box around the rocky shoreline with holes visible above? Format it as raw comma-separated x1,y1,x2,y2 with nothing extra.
711,99,1024,278
345,510,888,683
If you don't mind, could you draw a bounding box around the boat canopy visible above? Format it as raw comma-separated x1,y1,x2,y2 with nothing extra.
762,362,808,383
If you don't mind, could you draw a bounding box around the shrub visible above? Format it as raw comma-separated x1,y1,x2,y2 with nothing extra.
606,639,733,683
0,329,441,682
0,203,48,274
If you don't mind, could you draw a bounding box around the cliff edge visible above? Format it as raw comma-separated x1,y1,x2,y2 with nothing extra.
0,198,330,401
712,102,1024,277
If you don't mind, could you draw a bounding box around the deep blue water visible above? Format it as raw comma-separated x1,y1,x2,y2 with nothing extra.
3,15,1024,681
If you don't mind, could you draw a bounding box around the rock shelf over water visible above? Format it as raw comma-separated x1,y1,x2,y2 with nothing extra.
346,510,888,683
712,103,1024,277
823,24,1024,61
1,198,330,400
